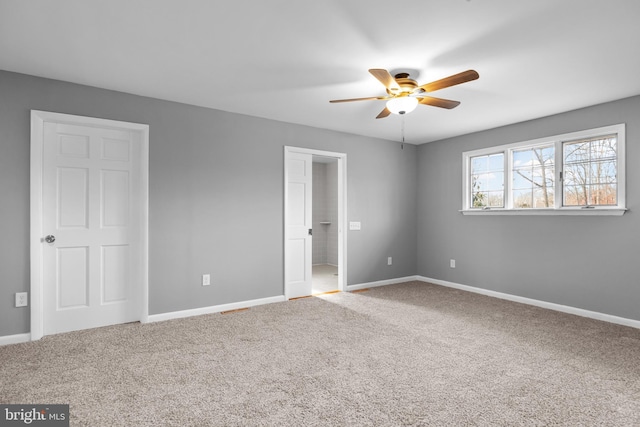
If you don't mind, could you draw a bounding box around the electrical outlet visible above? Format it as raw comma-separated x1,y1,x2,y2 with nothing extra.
387,257,392,265
450,259,456,269
15,292,28,307
202,274,211,286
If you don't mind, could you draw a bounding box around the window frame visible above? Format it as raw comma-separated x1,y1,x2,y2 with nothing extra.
461,124,626,216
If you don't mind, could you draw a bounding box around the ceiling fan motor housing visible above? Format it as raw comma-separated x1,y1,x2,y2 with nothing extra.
386,73,420,96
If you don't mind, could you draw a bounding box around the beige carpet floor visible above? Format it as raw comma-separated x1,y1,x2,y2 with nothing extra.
1,281,639,426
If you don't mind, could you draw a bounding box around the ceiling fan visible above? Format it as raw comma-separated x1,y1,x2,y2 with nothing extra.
330,68,479,119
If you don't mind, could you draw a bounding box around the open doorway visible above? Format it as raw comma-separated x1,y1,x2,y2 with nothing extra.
284,147,346,299
311,156,339,294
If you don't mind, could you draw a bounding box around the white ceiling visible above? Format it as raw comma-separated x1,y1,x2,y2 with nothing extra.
1,0,639,144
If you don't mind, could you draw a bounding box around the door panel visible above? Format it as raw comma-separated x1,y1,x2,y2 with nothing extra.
102,137,130,161
285,152,312,299
102,245,129,303
57,247,89,308
57,168,89,228
101,170,129,226
58,133,90,158
43,122,140,335
287,182,306,225
286,239,306,283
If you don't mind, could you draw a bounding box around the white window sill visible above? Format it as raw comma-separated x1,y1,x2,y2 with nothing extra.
460,208,627,216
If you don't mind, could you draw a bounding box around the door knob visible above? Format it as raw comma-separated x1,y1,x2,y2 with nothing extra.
308,228,313,236
45,235,56,244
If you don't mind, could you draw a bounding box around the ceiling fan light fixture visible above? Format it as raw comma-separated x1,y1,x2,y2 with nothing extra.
386,97,418,115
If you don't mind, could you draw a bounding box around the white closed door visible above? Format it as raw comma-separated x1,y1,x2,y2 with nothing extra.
42,122,141,335
285,152,313,299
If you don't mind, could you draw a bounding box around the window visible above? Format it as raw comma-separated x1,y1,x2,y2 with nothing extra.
563,135,618,207
462,124,626,215
512,144,555,208
470,153,504,208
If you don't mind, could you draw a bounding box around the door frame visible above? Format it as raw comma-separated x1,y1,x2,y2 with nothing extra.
30,110,149,340
284,146,347,298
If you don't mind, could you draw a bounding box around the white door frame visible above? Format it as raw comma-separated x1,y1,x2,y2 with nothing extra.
30,110,149,340
284,146,347,298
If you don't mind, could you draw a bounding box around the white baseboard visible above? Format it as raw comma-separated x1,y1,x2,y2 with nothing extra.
0,333,31,347
418,276,640,329
4,274,636,344
346,275,420,291
145,295,287,323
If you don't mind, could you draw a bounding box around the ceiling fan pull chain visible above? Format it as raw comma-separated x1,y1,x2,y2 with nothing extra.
401,115,405,150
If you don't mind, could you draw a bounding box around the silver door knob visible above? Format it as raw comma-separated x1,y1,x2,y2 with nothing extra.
45,235,56,243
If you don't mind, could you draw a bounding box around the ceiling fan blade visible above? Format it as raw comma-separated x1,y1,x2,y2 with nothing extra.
418,96,461,109
376,107,391,119
419,70,479,93
329,96,389,103
369,69,401,92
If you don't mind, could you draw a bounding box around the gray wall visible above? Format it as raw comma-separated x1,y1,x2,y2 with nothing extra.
0,70,418,336
417,95,640,321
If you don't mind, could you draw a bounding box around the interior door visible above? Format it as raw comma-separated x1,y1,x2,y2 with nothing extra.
42,122,141,335
285,152,313,299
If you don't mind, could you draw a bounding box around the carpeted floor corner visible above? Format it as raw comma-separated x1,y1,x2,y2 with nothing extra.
1,281,639,426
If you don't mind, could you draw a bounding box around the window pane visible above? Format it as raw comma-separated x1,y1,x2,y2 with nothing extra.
486,172,504,191
590,185,617,205
488,154,503,171
472,191,488,208
512,172,531,190
592,137,617,160
564,141,590,164
564,185,588,206
472,189,505,208
470,153,504,208
513,189,532,208
487,191,504,208
471,156,488,174
513,149,532,167
563,163,585,186
562,135,617,206
471,174,487,192
532,167,553,187
540,146,554,161
511,144,554,209
533,188,554,207
590,161,617,184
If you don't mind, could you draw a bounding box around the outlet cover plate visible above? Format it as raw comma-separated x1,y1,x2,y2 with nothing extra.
202,274,211,286
15,292,28,307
